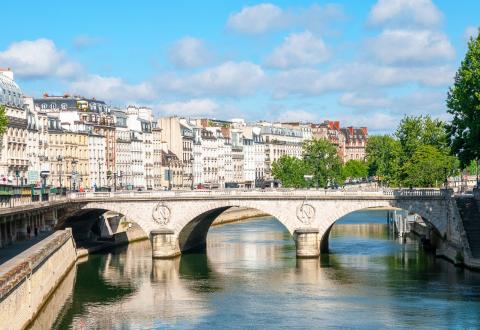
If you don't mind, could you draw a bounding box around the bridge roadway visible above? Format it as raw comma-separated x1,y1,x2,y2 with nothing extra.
1,189,466,259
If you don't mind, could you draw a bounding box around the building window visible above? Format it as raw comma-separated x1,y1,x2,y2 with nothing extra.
41,103,48,109
50,103,57,109
61,103,67,110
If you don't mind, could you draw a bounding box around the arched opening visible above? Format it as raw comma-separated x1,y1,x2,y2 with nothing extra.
320,207,443,255
58,208,148,250
177,206,293,255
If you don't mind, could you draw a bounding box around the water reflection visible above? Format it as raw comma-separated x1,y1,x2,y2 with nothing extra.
45,212,480,329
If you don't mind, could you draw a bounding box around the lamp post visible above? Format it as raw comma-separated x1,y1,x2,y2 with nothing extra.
168,156,172,191
444,167,449,189
57,155,63,190
163,154,172,191
98,161,103,191
190,155,194,190
71,158,78,191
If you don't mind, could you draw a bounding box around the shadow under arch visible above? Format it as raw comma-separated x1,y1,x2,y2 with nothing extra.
57,207,147,246
178,206,292,254
319,207,443,254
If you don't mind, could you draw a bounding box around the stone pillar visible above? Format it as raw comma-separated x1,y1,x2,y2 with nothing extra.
150,229,180,258
294,228,320,258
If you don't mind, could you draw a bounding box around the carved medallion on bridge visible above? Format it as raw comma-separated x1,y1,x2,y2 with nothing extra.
152,203,171,225
296,203,315,224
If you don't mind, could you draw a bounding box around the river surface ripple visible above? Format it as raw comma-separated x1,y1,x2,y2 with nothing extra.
40,210,480,329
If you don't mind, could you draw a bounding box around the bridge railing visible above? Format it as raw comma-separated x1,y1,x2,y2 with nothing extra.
67,188,450,199
0,188,453,211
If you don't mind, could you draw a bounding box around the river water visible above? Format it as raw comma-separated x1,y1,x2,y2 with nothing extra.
34,210,480,329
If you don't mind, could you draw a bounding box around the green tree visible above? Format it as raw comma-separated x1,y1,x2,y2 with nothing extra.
402,145,457,188
342,160,368,181
271,155,310,188
446,28,480,168
366,135,401,186
302,139,342,188
395,115,449,160
468,159,478,176
0,105,8,135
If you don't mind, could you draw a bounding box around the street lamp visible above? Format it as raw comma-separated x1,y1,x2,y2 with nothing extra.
71,158,78,191
190,155,194,190
98,161,103,191
167,155,172,191
57,155,63,190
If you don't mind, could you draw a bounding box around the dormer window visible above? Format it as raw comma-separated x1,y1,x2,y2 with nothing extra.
61,103,67,110
41,103,48,109
50,103,57,109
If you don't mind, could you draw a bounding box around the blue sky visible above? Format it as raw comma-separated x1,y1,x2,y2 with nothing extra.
0,0,479,133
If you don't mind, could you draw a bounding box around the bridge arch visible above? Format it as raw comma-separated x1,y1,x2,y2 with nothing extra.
59,202,152,244
316,199,447,253
176,204,291,253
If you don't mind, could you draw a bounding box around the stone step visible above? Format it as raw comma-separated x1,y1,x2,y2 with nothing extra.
456,196,480,257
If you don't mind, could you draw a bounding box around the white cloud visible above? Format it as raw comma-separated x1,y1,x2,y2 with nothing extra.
464,26,479,41
338,112,398,131
277,110,318,122
273,63,455,97
339,90,446,115
169,37,211,68
227,3,284,34
157,61,265,97
157,98,219,116
0,38,81,79
368,0,443,28
390,90,446,115
70,74,154,102
366,29,455,65
227,3,344,34
339,92,392,109
266,31,329,69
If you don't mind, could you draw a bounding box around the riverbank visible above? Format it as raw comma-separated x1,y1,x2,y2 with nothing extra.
0,229,77,330
409,218,480,270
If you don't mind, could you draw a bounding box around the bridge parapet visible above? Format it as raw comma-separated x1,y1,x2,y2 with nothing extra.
67,188,451,201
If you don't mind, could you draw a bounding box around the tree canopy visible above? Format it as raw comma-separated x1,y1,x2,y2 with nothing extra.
395,115,449,160
402,145,457,188
367,115,458,187
366,135,401,185
342,160,368,181
271,139,343,188
271,155,310,188
302,138,343,188
446,28,480,168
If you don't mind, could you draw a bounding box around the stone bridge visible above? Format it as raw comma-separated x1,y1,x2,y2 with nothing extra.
62,189,461,259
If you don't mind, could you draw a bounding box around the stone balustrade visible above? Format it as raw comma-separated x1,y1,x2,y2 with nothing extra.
0,187,452,211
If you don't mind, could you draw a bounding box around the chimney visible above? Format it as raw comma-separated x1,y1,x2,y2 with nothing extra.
43,92,49,98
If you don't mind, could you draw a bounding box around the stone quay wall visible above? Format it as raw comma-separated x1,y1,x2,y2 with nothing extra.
0,229,77,330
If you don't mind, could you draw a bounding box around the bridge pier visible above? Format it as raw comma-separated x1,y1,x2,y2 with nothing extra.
150,229,180,258
294,228,320,258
